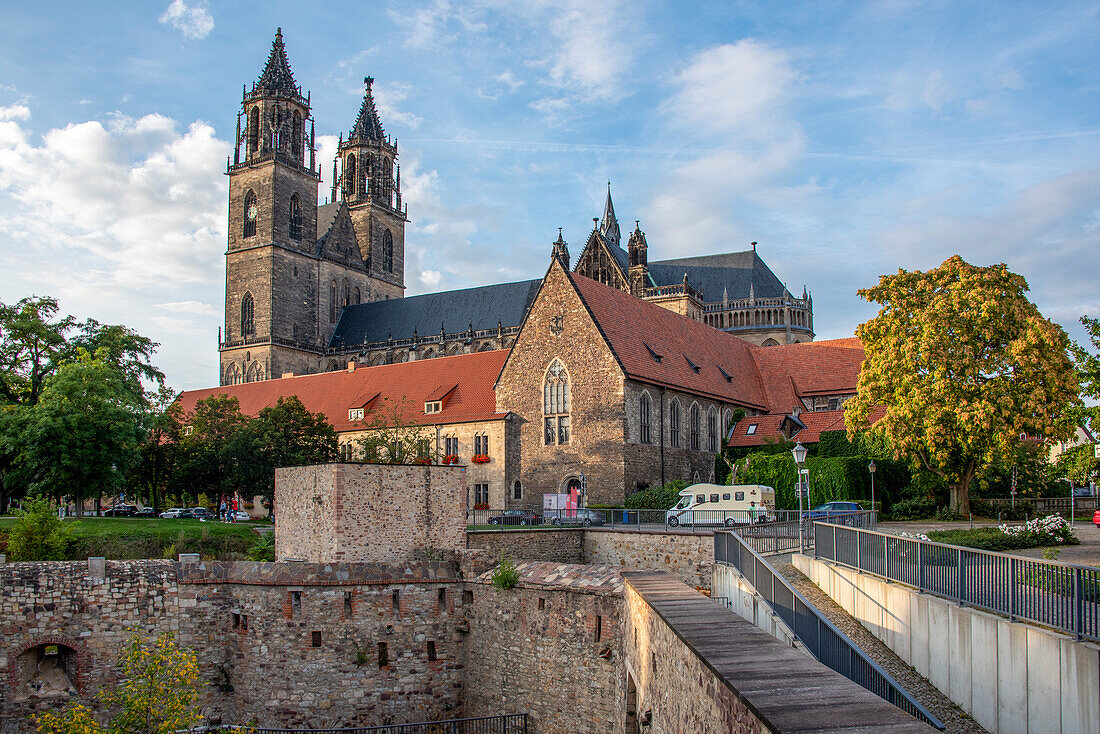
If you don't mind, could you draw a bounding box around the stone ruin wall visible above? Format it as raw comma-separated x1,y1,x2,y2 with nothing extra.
275,463,467,563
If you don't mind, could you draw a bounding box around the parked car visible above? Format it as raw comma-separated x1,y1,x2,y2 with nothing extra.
159,507,187,519
549,508,605,527
487,509,543,526
189,507,213,520
133,507,156,518
802,501,863,521
104,504,137,517
232,510,251,522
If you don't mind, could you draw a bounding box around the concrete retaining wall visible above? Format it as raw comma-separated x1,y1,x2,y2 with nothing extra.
794,553,1100,734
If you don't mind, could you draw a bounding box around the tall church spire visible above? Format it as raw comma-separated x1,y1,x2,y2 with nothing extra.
599,181,620,246
255,28,299,94
349,77,386,142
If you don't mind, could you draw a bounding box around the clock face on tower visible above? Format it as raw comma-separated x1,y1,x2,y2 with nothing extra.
247,205,258,220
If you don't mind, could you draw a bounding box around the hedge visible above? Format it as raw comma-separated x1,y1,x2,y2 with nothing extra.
735,454,911,510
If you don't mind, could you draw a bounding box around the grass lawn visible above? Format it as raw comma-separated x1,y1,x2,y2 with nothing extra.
0,517,261,560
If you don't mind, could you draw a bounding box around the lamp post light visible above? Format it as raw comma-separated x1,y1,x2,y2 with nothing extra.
868,460,877,527
792,442,808,551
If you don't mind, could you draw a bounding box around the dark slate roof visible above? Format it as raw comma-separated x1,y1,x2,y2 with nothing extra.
648,250,786,302
316,202,340,241
329,279,541,348
349,79,386,141
255,28,298,94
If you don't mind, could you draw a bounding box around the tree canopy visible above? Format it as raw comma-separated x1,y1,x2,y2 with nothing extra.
846,255,1079,513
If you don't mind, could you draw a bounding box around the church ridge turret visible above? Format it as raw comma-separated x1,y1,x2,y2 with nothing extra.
599,182,620,246
552,227,570,269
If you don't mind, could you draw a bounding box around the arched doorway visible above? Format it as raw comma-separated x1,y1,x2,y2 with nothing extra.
15,642,79,699
626,671,640,733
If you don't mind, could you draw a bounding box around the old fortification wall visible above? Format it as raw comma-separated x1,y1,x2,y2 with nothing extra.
462,562,624,733
465,527,714,590
0,559,467,732
275,463,467,563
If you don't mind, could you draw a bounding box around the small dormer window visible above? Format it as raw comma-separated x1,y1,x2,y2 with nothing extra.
717,366,733,383
746,424,758,435
684,354,700,373
348,408,364,421
643,342,663,364
425,401,442,414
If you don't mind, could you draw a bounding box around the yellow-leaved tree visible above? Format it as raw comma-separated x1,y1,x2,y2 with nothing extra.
845,256,1079,514
34,632,202,734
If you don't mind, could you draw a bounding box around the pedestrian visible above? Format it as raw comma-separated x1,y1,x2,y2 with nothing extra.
219,499,227,523
749,500,758,523
230,497,238,523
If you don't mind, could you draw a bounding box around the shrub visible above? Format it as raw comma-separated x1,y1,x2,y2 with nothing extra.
623,481,687,510
248,532,276,561
7,498,69,561
885,496,938,520
491,555,519,590
927,516,1079,551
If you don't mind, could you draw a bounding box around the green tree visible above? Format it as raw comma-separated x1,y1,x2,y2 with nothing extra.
174,394,249,506
34,632,202,734
1061,316,1100,488
353,396,435,464
9,350,146,510
131,387,182,514
232,395,339,507
7,497,68,560
846,256,1079,513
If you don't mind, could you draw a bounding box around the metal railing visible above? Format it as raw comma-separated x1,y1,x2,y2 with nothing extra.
715,530,945,730
219,715,528,734
814,522,1100,642
465,507,805,531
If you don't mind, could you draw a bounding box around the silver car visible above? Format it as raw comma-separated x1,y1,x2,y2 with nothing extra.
549,508,605,527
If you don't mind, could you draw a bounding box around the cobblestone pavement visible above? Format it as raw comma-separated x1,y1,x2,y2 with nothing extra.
773,556,990,734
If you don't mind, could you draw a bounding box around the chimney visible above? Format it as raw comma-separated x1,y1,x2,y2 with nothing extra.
347,361,357,373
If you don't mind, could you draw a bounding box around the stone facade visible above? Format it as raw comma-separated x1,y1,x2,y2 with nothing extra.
274,464,466,563
495,263,627,505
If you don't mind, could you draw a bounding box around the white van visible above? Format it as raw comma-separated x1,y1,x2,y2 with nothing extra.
665,484,776,527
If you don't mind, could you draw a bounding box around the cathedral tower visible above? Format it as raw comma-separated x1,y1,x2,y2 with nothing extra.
220,29,321,385
333,77,407,298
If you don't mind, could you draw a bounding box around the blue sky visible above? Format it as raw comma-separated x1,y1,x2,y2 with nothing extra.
0,0,1097,390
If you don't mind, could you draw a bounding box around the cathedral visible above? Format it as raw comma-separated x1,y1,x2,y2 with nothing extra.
219,30,814,387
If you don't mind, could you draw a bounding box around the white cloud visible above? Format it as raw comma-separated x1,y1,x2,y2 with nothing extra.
0,104,30,121
646,40,806,254
159,0,214,41
419,269,442,288
0,108,228,388
373,83,423,130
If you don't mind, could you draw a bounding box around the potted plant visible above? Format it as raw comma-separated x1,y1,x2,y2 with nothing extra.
471,454,491,464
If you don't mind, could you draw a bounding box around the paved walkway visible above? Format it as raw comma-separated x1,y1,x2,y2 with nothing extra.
772,556,989,734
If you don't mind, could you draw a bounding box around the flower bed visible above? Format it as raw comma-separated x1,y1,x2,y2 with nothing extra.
927,514,1079,552
471,454,491,464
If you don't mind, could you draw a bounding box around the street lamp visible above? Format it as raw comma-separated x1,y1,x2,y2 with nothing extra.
792,442,808,551
868,460,877,527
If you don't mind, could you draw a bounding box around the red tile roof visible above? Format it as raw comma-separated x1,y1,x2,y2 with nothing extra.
729,406,886,447
748,338,865,413
567,271,770,409
177,350,509,432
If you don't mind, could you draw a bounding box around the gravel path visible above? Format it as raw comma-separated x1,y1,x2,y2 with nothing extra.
773,557,989,734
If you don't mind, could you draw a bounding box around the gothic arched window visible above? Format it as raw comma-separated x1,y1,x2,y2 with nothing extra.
247,106,259,158
382,229,394,272
639,393,651,444
344,154,357,200
291,111,303,163
690,403,701,450
240,292,254,336
543,359,571,445
359,157,368,199
243,190,257,238
330,280,337,323
669,399,681,449
343,279,350,307
224,363,243,386
382,157,392,203
707,407,718,452
354,287,361,305
289,194,302,241
723,409,734,441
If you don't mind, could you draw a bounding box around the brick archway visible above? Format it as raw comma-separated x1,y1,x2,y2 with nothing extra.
8,635,89,695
